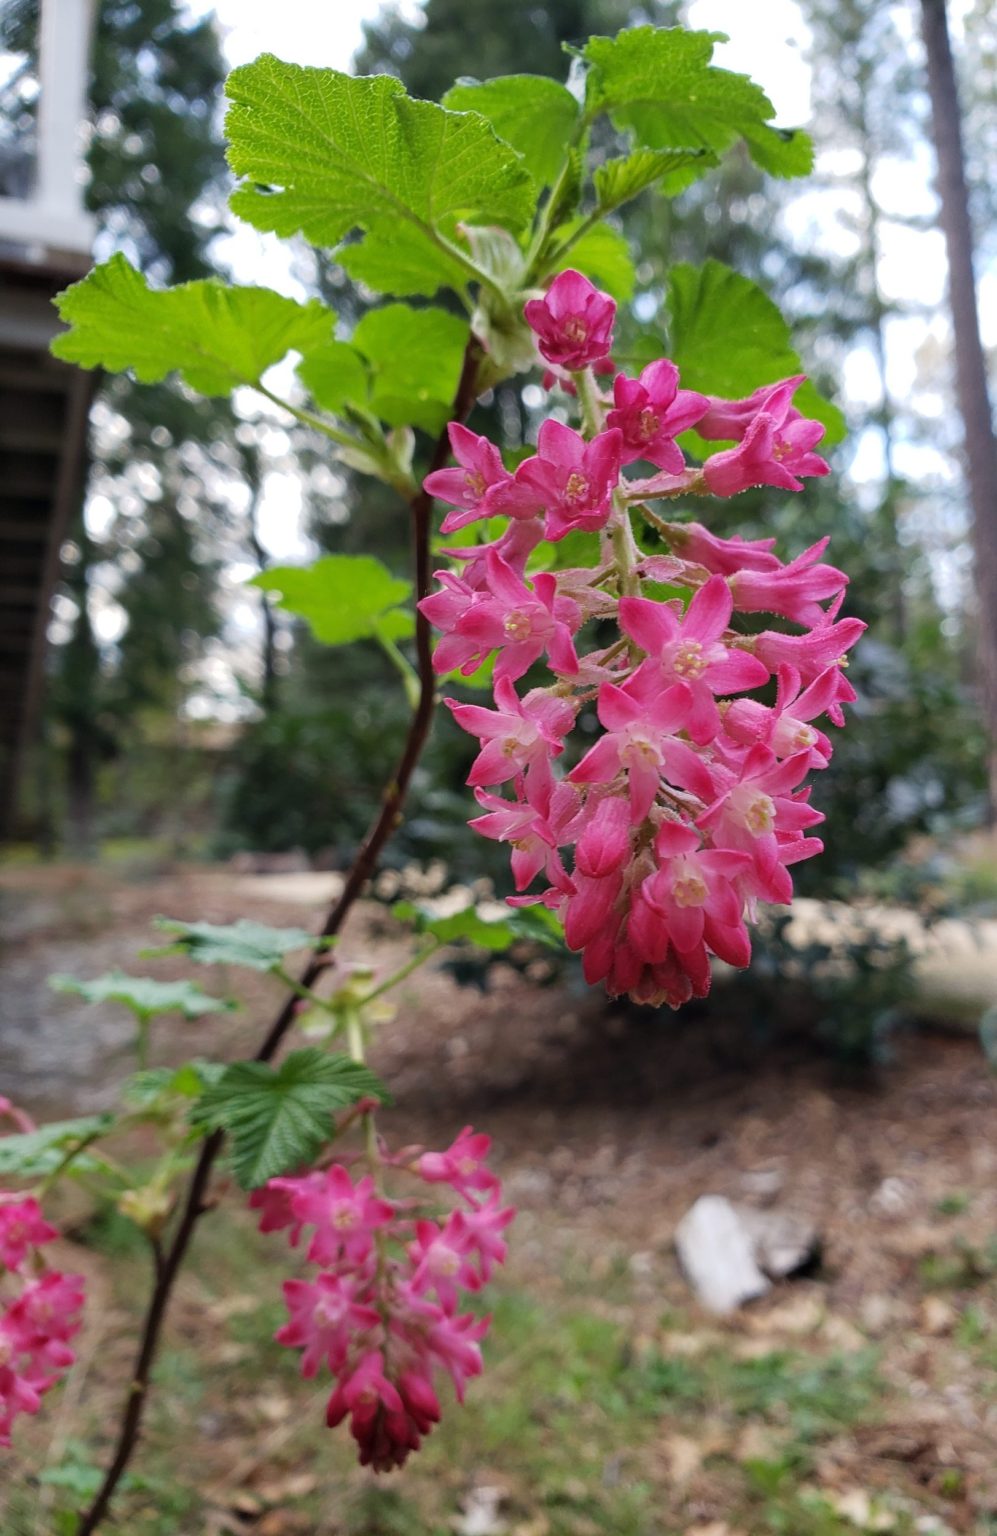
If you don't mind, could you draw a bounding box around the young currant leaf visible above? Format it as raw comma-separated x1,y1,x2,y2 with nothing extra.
351,305,468,433
225,56,534,298
666,259,846,443
296,340,369,416
593,146,718,213
249,555,414,646
49,970,234,1020
393,899,565,952
442,75,581,187
0,1116,115,1179
582,28,813,181
149,917,333,971
51,253,333,393
123,1061,228,1109
549,221,635,301
191,1049,390,1189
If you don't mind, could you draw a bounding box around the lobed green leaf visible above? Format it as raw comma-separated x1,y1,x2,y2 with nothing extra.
583,28,812,182
594,146,717,212
0,1116,115,1179
49,970,233,1020
442,74,581,186
666,260,846,444
351,304,469,433
51,253,333,393
296,340,369,415
250,554,414,646
149,917,331,971
192,1048,390,1188
225,56,535,297
550,220,635,301
394,899,565,952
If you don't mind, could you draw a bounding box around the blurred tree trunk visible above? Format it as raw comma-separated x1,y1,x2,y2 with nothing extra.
920,0,997,817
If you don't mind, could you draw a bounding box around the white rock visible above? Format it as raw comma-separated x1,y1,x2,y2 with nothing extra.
674,1195,771,1314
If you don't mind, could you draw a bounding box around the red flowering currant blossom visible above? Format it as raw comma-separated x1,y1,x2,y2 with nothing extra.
523,267,617,371
418,267,864,1007
257,1134,514,1471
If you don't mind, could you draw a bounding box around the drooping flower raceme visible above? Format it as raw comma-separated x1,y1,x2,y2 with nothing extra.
0,1189,85,1448
253,1126,513,1472
421,271,864,1008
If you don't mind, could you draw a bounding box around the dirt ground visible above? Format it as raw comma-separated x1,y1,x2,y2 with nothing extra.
2,860,996,1535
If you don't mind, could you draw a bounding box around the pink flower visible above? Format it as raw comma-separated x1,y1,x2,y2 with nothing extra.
697,375,806,441
728,538,847,626
0,1198,58,1273
697,745,824,904
620,577,770,744
445,678,576,787
749,599,866,689
423,423,519,535
723,664,852,765
523,269,616,371
509,420,623,541
703,408,829,496
455,1197,516,1282
469,777,577,891
421,549,582,682
657,520,781,574
570,681,713,822
275,1166,394,1268
409,1214,482,1313
416,1126,499,1198
277,1274,380,1378
634,821,752,957
325,1350,410,1470
606,360,708,471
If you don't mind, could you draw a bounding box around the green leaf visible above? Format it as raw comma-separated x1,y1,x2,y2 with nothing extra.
149,917,331,971
593,146,717,212
583,28,812,181
551,220,635,301
225,56,534,297
393,899,565,952
666,260,846,444
123,1061,228,1109
49,970,233,1020
296,340,369,415
192,1048,390,1188
442,74,581,186
249,554,414,646
0,1116,115,1179
351,305,468,433
51,253,333,394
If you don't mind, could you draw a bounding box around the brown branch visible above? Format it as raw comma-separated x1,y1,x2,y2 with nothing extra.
76,335,483,1535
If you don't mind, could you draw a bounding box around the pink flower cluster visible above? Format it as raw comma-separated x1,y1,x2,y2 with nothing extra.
251,1126,514,1471
0,1193,84,1447
421,270,864,1008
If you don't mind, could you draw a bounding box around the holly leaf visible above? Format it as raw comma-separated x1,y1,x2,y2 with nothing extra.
442,74,581,186
593,146,717,212
49,970,234,1020
51,253,333,394
583,28,812,181
351,305,468,433
225,56,535,298
666,260,846,443
149,917,332,972
250,554,414,645
550,220,635,301
393,899,565,952
192,1048,390,1189
297,340,369,415
0,1116,115,1179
